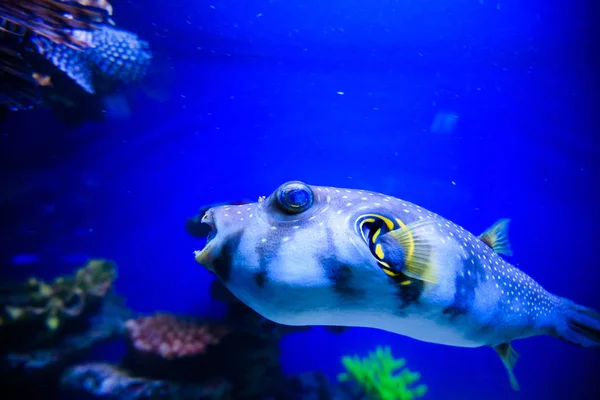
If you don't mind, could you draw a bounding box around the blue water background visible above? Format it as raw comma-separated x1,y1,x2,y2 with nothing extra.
1,1,598,399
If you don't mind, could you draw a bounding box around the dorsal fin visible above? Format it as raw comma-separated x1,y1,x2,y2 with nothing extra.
478,218,513,256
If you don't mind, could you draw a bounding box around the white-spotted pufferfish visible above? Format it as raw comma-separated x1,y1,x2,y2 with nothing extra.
194,181,600,390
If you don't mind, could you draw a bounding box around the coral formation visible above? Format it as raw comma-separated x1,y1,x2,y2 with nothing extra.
1,258,117,334
338,346,427,400
2,293,130,369
1,291,131,399
62,363,231,400
125,313,229,360
119,310,285,399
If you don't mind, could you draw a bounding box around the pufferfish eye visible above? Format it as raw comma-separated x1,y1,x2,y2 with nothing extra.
276,182,314,214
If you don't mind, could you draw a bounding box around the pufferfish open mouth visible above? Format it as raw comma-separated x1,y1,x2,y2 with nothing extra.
194,211,217,266
204,216,217,245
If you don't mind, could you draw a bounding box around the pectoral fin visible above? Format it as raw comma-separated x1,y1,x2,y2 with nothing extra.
376,219,438,284
479,218,513,256
493,342,520,391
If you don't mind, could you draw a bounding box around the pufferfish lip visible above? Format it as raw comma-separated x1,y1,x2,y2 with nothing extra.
200,210,216,231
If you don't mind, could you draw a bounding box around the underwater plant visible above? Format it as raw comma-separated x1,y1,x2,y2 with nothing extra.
338,346,427,400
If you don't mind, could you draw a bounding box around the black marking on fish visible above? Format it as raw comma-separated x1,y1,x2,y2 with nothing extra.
253,271,267,288
443,255,485,320
393,274,425,312
213,230,244,282
255,237,279,287
327,262,365,299
322,227,365,300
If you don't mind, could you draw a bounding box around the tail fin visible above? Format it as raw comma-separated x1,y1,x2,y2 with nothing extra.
555,299,600,348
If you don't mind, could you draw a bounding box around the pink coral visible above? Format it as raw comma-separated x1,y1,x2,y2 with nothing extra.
124,313,229,360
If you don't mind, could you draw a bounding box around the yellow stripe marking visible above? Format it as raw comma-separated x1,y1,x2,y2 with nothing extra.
358,213,395,230
357,217,375,243
375,243,384,260
372,228,381,243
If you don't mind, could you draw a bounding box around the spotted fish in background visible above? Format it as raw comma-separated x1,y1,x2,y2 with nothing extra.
33,26,152,94
0,0,113,110
0,0,151,110
194,181,600,390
